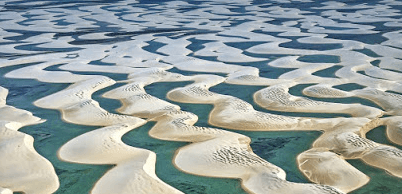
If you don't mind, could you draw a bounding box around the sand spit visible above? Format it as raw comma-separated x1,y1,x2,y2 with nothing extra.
59,123,183,194
0,86,59,194
254,84,382,118
149,110,344,194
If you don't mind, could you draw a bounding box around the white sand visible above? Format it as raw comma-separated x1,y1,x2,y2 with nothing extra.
303,84,354,98
0,188,12,194
0,86,59,194
254,84,382,118
103,68,190,118
381,116,402,145
353,88,402,116
31,73,184,192
298,148,369,193
59,123,183,194
34,76,115,110
149,110,344,193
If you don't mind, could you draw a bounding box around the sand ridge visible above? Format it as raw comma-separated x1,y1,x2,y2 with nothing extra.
32,75,183,193
0,86,59,194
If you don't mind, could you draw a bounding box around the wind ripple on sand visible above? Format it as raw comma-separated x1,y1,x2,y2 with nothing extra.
102,71,345,193
254,84,383,118
149,110,344,194
33,75,182,192
353,88,402,116
103,67,190,118
58,123,183,194
297,148,369,193
164,74,375,192
0,86,59,194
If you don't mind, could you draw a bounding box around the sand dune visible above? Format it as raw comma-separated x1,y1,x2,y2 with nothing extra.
254,84,382,118
59,123,183,194
381,116,402,145
353,88,402,116
302,84,354,98
103,68,189,118
298,148,369,193
34,76,115,110
149,110,344,194
0,86,59,194
164,73,402,192
32,74,183,192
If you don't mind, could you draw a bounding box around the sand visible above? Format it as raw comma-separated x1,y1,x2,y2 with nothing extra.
0,87,59,194
59,124,183,194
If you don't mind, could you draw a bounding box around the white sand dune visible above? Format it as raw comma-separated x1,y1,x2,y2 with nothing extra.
61,99,145,126
103,68,190,118
0,87,7,105
361,145,402,178
298,148,369,193
166,77,370,132
335,65,402,92
225,67,287,86
0,187,12,194
254,84,382,118
149,110,344,194
59,123,183,194
167,74,227,104
309,118,402,180
163,72,402,192
243,171,344,194
34,76,115,110
4,61,97,83
353,88,402,116
33,74,184,192
381,116,402,145
0,86,59,194
302,84,354,98
194,41,266,63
